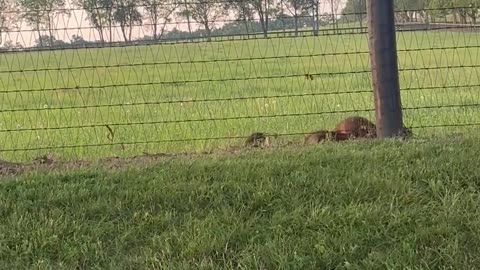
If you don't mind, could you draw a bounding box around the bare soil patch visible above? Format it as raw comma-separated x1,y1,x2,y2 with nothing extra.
0,143,299,177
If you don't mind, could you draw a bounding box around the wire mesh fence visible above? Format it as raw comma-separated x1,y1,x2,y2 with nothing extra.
0,1,479,162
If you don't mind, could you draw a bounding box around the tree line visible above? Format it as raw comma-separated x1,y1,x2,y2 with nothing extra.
0,0,342,47
342,0,480,27
0,0,479,49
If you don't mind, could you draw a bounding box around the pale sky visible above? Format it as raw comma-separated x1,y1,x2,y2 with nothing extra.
1,0,346,47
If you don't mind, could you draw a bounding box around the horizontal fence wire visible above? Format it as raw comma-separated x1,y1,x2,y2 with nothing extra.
2,83,479,114
0,3,480,161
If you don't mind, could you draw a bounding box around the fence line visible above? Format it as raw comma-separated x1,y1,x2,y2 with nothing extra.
0,3,480,161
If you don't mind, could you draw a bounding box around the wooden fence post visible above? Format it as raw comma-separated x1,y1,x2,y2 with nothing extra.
367,0,404,138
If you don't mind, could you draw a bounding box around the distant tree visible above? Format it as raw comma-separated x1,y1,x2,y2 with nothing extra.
178,0,193,38
74,0,115,44
18,0,69,47
453,0,480,24
230,0,276,38
250,0,276,37
341,0,366,27
113,0,142,42
0,0,18,46
309,0,320,35
425,0,451,23
1,39,23,50
141,0,178,40
466,1,480,24
328,0,342,32
394,0,426,23
281,0,310,35
424,0,480,24
34,34,67,47
229,0,256,35
162,27,192,39
70,34,89,46
178,0,228,41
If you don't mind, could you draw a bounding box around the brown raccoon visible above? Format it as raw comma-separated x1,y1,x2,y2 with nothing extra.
335,116,413,140
244,132,277,148
334,116,377,141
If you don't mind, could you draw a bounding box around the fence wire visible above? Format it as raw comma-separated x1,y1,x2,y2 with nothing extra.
0,2,479,162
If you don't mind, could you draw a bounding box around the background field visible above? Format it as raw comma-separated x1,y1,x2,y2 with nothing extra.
1,29,480,162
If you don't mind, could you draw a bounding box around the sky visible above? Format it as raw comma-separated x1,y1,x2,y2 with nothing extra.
1,0,347,47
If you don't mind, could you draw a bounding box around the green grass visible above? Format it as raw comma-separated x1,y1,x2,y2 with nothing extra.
1,30,480,161
1,139,480,269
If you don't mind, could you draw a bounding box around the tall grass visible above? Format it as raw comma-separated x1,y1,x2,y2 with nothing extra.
1,139,480,269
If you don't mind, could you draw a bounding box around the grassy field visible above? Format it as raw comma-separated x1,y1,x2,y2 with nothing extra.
1,138,480,269
1,30,480,161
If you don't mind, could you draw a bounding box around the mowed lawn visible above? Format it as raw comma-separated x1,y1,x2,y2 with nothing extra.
1,139,480,269
1,30,480,161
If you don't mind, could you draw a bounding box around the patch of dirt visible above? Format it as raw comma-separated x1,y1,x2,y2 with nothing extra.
0,142,303,178
0,131,431,178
